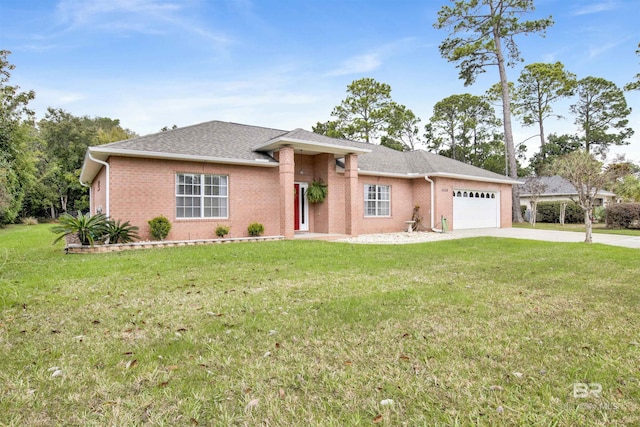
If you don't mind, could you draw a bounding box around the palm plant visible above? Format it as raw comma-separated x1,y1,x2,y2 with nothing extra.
105,219,139,244
51,212,109,246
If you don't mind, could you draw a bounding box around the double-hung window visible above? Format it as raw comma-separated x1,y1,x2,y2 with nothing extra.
364,184,390,217
176,173,228,218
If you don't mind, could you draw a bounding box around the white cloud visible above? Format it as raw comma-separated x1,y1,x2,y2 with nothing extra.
326,53,382,77
325,38,418,77
35,88,86,106
588,41,621,59
56,0,179,28
53,0,232,47
572,1,619,16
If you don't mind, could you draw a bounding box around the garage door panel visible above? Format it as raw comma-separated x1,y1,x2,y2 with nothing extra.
453,191,499,229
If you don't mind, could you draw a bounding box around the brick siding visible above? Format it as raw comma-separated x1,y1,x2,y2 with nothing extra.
91,154,513,240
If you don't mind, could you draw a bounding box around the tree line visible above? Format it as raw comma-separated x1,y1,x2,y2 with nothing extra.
314,62,636,175
0,50,137,224
312,0,639,224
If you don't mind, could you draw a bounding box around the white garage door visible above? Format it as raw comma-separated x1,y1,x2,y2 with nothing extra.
452,190,500,229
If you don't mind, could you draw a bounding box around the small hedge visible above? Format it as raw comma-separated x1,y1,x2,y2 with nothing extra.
148,215,172,240
605,203,640,229
247,222,264,237
215,224,230,238
533,201,584,224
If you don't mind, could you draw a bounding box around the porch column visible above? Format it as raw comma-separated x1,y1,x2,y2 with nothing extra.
279,146,295,238
344,153,360,236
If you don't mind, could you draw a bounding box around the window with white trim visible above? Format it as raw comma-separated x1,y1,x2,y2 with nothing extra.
364,184,390,217
176,173,228,218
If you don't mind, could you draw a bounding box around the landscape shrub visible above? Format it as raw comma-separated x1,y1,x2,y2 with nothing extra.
535,202,584,224
148,215,172,240
215,224,230,238
247,222,264,236
51,212,109,246
605,203,640,229
106,219,139,243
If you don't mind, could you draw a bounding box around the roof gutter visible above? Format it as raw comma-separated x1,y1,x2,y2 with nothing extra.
355,170,521,184
89,148,280,167
427,172,521,185
424,175,442,233
356,170,419,179
86,151,109,217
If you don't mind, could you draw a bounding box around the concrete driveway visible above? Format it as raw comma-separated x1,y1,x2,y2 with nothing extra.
452,227,640,249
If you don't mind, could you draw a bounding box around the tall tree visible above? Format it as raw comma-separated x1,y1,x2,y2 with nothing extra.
328,78,393,144
513,62,577,147
529,133,581,175
624,42,640,91
312,120,347,139
434,0,553,222
0,50,36,224
550,151,613,243
39,109,97,214
570,76,633,155
37,109,136,216
315,78,420,150
428,96,459,160
384,103,422,151
428,93,501,166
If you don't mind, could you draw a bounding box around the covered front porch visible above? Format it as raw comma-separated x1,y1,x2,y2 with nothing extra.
255,136,370,239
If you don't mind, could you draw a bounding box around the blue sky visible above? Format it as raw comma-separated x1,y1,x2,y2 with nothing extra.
1,0,639,163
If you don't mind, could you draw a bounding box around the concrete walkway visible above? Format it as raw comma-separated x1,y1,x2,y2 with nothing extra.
451,227,640,249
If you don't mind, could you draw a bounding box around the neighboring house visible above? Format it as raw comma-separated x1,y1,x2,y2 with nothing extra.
80,120,519,241
519,175,617,209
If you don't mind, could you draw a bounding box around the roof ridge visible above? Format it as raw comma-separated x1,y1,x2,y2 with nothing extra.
223,120,289,133
97,119,291,148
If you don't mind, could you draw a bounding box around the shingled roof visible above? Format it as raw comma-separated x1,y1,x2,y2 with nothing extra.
519,175,616,197
81,120,517,185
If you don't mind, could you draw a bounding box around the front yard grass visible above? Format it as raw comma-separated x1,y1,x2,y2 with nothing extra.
514,221,640,236
1,224,639,426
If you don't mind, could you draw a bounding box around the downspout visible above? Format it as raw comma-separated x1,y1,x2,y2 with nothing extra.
424,175,442,233
83,151,109,217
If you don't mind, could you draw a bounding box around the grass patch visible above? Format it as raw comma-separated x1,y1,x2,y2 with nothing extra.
1,224,639,425
514,221,640,236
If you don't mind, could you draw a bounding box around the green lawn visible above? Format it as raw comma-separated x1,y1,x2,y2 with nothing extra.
514,221,640,236
1,224,639,426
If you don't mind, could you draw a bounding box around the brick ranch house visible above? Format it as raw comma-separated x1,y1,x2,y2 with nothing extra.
80,120,519,241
